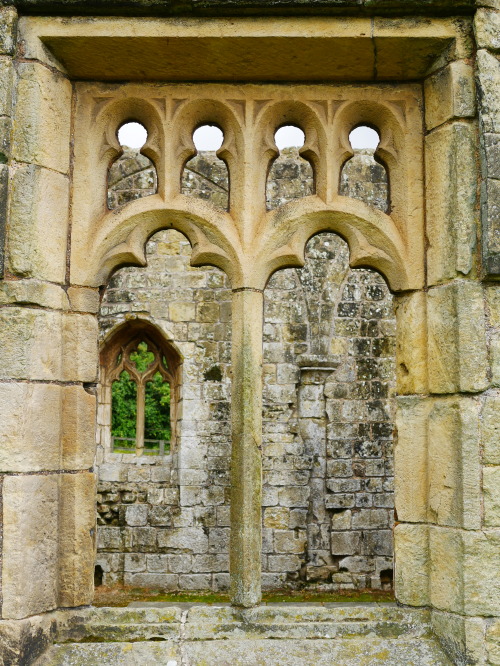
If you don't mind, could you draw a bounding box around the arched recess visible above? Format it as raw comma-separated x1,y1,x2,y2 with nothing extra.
266,125,314,210
72,197,241,289
181,124,230,211
80,97,165,224
255,100,327,211
261,230,396,591
94,224,233,593
172,99,243,209
254,195,420,294
340,126,389,214
107,121,158,210
331,99,423,254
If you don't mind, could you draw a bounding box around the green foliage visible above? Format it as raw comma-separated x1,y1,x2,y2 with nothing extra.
111,342,171,446
111,370,137,440
145,372,171,442
130,341,155,372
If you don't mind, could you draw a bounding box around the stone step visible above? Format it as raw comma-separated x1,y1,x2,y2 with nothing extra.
37,637,453,665
52,603,434,644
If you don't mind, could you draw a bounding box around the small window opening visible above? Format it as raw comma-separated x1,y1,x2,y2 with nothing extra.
266,125,314,210
94,565,104,587
107,121,158,210
105,330,179,456
340,125,389,213
380,568,394,589
181,124,229,210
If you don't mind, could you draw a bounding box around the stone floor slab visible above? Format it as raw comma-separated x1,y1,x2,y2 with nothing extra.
36,642,180,665
37,638,453,665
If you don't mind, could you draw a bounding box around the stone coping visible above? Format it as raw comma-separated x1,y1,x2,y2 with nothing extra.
4,0,476,17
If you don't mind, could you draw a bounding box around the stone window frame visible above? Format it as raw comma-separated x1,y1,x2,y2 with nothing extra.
99,319,182,457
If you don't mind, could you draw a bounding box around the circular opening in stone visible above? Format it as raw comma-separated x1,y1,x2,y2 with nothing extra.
275,125,305,150
349,126,380,150
193,125,224,151
118,122,148,149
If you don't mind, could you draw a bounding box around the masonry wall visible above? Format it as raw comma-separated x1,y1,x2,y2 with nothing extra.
96,146,395,591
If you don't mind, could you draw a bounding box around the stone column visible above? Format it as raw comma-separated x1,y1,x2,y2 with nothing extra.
230,288,263,607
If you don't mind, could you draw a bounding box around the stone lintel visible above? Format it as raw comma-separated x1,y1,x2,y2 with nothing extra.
20,16,468,82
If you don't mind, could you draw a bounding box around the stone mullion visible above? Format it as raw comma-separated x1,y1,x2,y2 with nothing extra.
230,288,263,607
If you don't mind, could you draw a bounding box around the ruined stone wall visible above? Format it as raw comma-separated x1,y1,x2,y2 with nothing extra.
96,147,395,591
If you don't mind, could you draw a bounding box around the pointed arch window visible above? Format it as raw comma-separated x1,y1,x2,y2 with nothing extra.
101,323,181,456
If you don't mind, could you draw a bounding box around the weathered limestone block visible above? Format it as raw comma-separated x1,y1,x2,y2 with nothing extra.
7,164,69,282
0,307,64,380
157,528,208,553
487,288,500,385
62,313,99,383
482,177,500,274
0,57,14,118
0,114,11,161
476,50,500,277
478,0,500,9
0,8,17,56
463,530,500,616
59,473,96,607
67,286,101,314
427,282,488,394
0,308,98,382
0,613,56,666
394,397,432,523
425,123,478,284
431,610,487,666
484,133,500,181
263,507,289,529
427,397,481,529
394,291,427,395
0,163,8,273
0,279,68,309
0,383,95,472
482,395,500,464
61,385,97,468
424,61,475,130
394,523,429,607
483,467,500,527
12,62,71,173
475,8,500,51
429,527,464,613
126,504,149,527
485,619,500,666
2,475,59,619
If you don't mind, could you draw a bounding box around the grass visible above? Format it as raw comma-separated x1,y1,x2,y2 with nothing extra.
93,585,394,607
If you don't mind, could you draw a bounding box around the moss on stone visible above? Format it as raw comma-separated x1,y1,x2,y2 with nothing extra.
93,585,394,607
